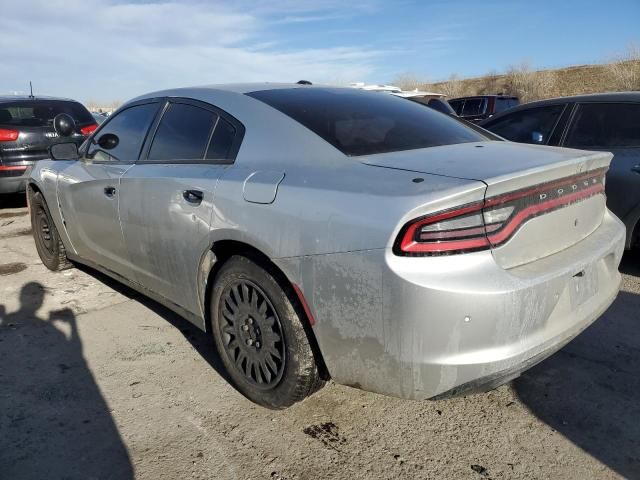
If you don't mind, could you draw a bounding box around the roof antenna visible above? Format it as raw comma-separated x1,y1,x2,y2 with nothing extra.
29,81,34,99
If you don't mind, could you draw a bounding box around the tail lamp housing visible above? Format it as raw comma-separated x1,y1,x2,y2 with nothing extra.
394,168,607,256
80,123,98,136
0,128,19,142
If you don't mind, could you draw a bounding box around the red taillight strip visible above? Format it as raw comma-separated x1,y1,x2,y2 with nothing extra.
484,168,608,207
0,128,19,142
487,182,604,245
80,123,98,136
0,165,28,171
398,201,488,254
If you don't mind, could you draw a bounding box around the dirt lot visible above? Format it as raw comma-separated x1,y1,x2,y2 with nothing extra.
1,195,639,480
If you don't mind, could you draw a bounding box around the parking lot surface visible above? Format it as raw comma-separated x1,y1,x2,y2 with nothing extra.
1,196,639,480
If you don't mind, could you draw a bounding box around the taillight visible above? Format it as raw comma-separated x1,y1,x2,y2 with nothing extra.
395,202,491,255
80,123,98,136
0,128,19,142
395,168,607,256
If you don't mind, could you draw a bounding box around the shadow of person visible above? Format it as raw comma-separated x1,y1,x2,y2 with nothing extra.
0,282,134,480
514,289,640,478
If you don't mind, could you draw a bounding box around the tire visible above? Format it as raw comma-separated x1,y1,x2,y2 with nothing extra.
210,255,323,409
30,191,72,271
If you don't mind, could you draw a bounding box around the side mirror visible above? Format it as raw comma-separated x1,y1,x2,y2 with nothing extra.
531,131,544,144
50,142,80,161
97,133,119,150
53,113,76,137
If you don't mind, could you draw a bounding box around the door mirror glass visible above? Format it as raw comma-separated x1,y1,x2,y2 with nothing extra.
50,142,80,160
97,133,119,150
53,113,76,137
531,131,544,143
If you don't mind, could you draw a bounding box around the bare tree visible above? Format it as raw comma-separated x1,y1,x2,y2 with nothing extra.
85,99,99,112
392,72,426,91
436,73,468,98
505,62,556,103
604,43,640,91
108,100,123,112
479,69,501,94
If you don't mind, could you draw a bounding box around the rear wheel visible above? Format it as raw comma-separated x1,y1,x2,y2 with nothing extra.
211,255,323,409
30,191,72,271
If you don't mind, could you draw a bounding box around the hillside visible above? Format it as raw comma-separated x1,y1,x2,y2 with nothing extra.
417,59,640,102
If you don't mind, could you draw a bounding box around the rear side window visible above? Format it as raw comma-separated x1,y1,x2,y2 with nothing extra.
206,117,236,160
88,103,159,162
0,100,94,127
494,98,519,113
461,98,486,116
247,88,487,156
484,105,564,144
565,103,640,148
149,103,216,161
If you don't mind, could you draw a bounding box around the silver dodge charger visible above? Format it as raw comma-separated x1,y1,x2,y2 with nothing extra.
28,84,625,409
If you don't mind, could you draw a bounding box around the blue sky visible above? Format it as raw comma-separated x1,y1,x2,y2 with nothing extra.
1,0,638,102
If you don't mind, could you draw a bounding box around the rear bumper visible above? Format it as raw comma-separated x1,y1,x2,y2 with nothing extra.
0,165,32,194
382,209,625,400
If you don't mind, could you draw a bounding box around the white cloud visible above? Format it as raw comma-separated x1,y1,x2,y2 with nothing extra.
0,0,383,102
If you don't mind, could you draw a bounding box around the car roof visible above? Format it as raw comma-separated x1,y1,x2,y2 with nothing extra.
0,95,79,103
450,95,518,101
480,91,640,125
508,91,640,108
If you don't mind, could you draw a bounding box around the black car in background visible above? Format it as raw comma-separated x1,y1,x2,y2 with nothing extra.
481,92,640,250
0,96,96,195
449,95,519,122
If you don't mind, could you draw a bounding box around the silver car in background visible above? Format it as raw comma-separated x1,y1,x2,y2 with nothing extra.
28,84,625,408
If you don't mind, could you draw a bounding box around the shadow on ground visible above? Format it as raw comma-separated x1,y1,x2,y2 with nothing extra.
620,248,640,277
74,264,232,385
0,282,134,479
0,193,27,209
515,263,640,478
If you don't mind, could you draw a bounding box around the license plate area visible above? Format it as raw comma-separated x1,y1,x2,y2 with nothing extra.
569,265,599,308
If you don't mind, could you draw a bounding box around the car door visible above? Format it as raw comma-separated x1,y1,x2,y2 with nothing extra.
119,99,244,317
562,102,640,239
482,103,567,145
57,100,161,278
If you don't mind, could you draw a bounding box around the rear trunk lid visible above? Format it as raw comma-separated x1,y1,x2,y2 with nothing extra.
361,141,611,268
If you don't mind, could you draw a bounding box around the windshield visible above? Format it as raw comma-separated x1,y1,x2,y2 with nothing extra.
247,88,488,156
0,100,94,128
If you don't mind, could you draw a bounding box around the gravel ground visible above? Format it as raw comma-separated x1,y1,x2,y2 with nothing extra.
1,195,639,480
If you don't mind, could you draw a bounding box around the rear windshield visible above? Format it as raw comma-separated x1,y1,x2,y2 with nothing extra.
246,88,488,156
0,100,94,127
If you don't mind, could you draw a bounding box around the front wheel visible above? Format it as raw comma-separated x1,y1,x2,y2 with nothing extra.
30,191,72,271
211,255,323,409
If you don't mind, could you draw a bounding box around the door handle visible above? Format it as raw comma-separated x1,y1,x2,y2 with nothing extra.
632,165,640,174
183,189,203,205
104,186,116,197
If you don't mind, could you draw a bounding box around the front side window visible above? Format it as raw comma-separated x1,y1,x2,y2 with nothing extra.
247,88,487,156
484,104,565,144
148,103,217,161
565,103,640,148
88,102,159,162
